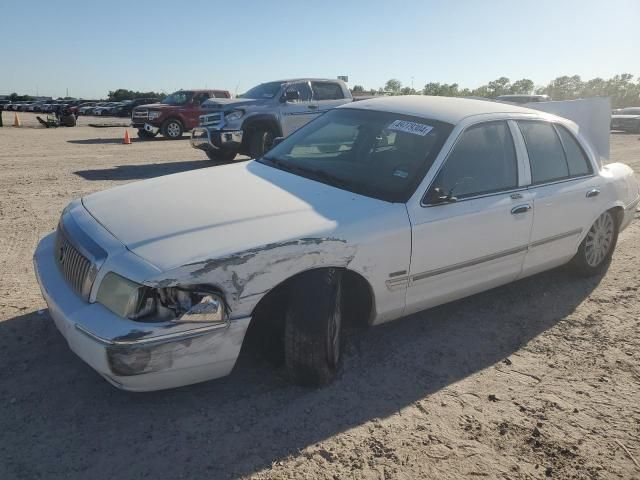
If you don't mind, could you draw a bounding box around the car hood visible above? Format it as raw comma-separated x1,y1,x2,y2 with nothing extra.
201,98,269,110
81,161,382,271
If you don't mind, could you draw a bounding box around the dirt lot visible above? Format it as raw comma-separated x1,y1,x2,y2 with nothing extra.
1,112,639,480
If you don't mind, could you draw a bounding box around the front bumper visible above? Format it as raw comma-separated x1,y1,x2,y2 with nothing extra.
33,232,250,391
190,127,243,153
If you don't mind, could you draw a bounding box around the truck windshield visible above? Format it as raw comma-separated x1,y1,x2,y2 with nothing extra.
259,108,453,203
162,91,194,105
239,82,283,99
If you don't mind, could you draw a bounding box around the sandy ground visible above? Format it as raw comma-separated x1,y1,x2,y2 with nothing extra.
1,112,640,480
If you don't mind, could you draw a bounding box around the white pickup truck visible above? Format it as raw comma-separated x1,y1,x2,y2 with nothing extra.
34,96,638,391
190,78,353,161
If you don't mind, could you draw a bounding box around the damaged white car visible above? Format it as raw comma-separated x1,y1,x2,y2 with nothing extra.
34,96,639,391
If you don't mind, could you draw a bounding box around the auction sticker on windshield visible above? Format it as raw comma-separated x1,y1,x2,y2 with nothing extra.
388,120,434,136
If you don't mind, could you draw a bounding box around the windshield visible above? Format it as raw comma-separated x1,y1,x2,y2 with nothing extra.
161,91,194,105
621,108,640,115
259,108,453,202
239,82,283,99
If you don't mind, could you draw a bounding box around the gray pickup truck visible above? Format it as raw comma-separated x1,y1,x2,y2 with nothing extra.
190,78,353,161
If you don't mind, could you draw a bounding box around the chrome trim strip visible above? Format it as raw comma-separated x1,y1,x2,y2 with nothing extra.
75,321,231,347
399,228,584,290
529,228,582,248
411,245,528,283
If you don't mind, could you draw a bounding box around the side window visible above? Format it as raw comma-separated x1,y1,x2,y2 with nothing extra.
285,83,312,102
312,82,345,100
192,93,209,105
430,121,518,200
518,121,568,184
555,125,593,177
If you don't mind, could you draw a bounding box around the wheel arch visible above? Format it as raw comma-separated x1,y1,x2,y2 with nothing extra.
246,266,376,349
241,114,282,138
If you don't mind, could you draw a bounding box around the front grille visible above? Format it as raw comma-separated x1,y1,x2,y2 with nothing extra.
133,109,148,119
55,228,92,299
200,112,223,127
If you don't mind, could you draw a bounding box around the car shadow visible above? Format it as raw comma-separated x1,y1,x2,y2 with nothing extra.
74,160,213,181
67,136,191,145
0,266,604,479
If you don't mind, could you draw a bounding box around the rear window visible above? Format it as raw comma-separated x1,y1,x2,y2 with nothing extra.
518,121,568,184
312,82,345,100
556,125,592,177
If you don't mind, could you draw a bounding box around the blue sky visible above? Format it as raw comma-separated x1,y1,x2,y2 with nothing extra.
2,0,638,98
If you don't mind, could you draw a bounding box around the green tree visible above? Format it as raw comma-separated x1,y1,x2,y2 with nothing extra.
108,89,164,102
486,77,511,97
400,87,417,95
423,82,460,96
509,79,534,95
352,85,365,93
384,79,402,94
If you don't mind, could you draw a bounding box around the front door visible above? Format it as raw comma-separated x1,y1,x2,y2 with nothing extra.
279,82,319,136
405,120,533,315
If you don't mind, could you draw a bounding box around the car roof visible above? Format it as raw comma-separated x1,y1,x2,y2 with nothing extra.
269,78,343,84
342,95,540,124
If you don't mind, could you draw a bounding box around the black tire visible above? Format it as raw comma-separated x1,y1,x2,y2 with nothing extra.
205,148,237,163
285,268,343,387
161,118,183,139
137,128,157,139
635,121,640,134
248,128,275,159
571,210,619,276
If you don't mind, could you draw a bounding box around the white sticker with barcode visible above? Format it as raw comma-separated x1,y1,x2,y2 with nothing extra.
388,120,433,136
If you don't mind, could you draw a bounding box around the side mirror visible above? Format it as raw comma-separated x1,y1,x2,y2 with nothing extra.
272,137,284,148
283,90,300,102
426,187,457,205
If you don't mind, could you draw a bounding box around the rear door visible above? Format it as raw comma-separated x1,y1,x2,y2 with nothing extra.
312,81,350,114
279,82,319,136
405,120,534,314
517,120,604,275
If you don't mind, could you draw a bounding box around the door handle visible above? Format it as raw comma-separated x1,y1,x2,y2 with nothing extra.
307,105,318,110
586,188,600,198
511,204,532,215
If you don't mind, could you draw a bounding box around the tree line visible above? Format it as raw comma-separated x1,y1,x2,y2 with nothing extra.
351,73,640,108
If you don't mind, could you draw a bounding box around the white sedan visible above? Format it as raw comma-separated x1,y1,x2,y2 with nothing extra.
33,96,639,391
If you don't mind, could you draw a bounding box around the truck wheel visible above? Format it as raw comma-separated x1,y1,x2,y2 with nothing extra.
161,119,183,139
285,268,343,387
571,210,618,276
205,148,236,163
248,128,275,159
137,129,157,139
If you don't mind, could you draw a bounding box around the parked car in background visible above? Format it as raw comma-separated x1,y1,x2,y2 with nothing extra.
495,94,551,104
191,78,352,161
33,96,639,391
94,103,121,116
610,107,640,133
116,98,158,118
80,102,108,116
131,89,231,139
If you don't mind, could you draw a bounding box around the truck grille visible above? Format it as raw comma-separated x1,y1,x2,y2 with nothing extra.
200,112,223,127
133,109,148,120
55,228,93,299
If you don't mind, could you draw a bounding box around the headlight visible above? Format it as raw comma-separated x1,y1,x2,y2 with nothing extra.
148,110,161,120
96,272,227,323
224,109,244,122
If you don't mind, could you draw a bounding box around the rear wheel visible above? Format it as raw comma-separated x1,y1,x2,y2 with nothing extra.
571,210,618,276
161,119,183,139
285,268,343,387
205,148,237,163
248,128,275,159
137,128,157,139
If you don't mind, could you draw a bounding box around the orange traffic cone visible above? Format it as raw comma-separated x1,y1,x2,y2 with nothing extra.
13,112,21,127
123,130,132,144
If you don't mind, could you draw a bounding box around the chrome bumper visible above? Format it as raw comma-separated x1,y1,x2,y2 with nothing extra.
33,232,250,391
191,127,243,152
